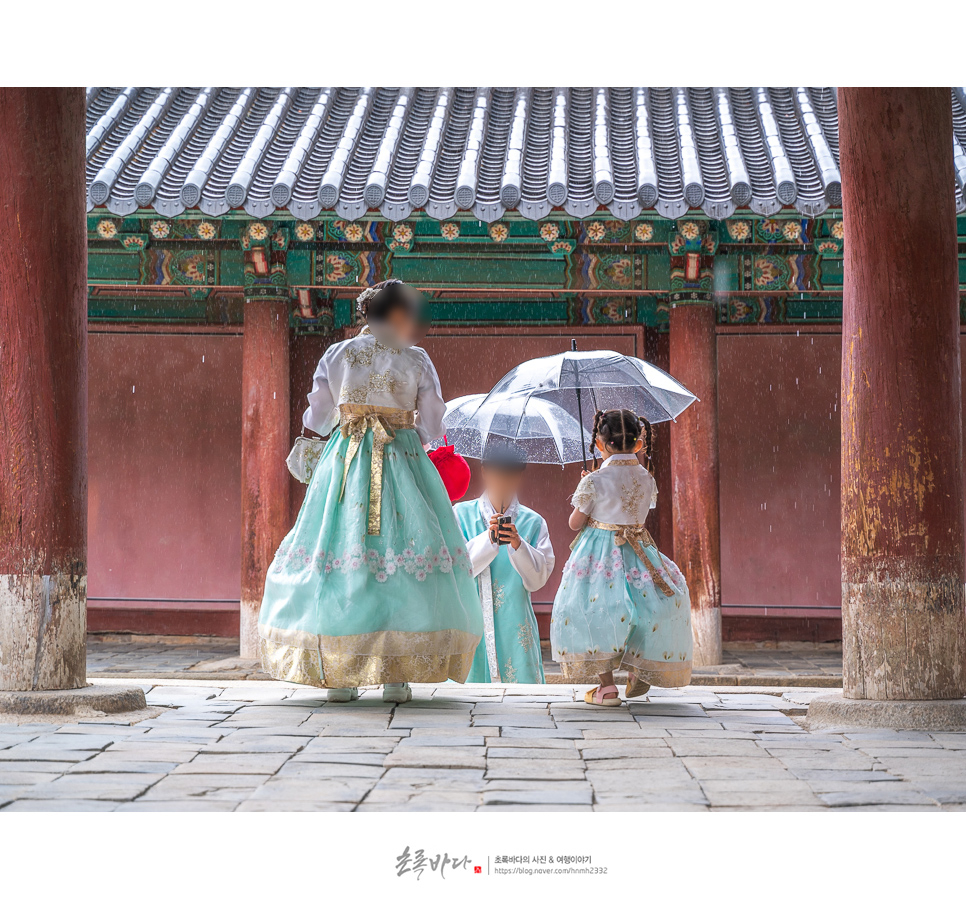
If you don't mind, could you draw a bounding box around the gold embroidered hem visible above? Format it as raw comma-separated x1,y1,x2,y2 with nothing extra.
338,403,416,536
260,638,325,686
259,626,480,688
557,653,691,687
585,519,676,597
557,653,623,682
621,652,692,688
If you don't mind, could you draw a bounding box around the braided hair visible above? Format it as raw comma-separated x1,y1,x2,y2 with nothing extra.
589,408,654,473
356,279,411,322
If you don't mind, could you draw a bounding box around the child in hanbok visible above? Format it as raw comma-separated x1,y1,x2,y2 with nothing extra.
455,444,554,683
258,280,483,703
551,409,692,706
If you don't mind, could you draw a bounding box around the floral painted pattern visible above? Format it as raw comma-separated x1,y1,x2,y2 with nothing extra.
831,220,844,240
539,222,560,241
271,540,469,583
782,220,802,241
324,252,357,284
295,222,316,242
488,222,509,243
197,221,217,240
344,223,365,242
392,223,414,243
561,547,687,595
585,221,606,242
678,220,701,241
440,222,460,241
634,222,654,242
248,222,269,241
726,219,751,242
149,220,170,240
97,219,118,239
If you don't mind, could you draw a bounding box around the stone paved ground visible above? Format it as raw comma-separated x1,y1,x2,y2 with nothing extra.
86,637,844,687
2,679,963,812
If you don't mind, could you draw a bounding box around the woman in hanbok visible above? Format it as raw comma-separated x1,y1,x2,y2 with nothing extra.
551,409,692,706
258,280,483,702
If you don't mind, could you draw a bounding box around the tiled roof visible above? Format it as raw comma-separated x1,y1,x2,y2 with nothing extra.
85,87,966,222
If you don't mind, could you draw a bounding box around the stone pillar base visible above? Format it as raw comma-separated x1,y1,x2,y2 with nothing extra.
806,694,966,731
0,684,146,716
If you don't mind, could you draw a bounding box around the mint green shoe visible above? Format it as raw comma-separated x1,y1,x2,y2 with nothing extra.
327,687,359,703
382,682,412,703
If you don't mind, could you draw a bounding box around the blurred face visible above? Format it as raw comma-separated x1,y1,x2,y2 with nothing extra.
385,304,418,345
369,286,426,347
481,465,526,510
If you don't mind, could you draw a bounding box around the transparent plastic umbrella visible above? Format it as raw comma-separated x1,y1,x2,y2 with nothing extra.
428,393,594,466
474,343,698,467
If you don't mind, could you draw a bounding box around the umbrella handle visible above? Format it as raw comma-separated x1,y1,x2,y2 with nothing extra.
572,339,588,471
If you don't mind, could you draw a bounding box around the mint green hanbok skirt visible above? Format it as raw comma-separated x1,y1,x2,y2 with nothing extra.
551,524,692,686
258,422,483,688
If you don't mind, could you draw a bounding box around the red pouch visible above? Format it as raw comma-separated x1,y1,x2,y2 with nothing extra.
428,442,471,502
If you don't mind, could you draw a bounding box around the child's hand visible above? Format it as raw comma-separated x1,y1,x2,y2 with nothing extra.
580,469,589,478
500,521,522,551
487,514,502,544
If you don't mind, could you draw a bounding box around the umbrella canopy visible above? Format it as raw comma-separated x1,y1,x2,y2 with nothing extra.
476,349,697,426
430,393,594,465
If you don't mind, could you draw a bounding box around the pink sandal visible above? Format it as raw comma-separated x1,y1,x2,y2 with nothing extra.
584,684,622,707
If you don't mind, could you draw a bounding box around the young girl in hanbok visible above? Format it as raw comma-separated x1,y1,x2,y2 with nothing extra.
455,444,554,684
258,280,483,703
551,409,692,706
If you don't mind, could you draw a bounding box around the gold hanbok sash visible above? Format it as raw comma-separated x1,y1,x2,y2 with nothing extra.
574,519,676,597
338,403,416,536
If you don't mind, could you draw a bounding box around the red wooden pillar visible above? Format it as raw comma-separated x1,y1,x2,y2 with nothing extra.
840,88,966,700
0,89,88,691
240,300,290,658
669,303,723,666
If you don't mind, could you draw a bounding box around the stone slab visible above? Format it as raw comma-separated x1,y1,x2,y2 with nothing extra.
396,734,485,747
384,747,485,769
0,685,147,716
235,801,356,812
1,798,119,812
486,747,581,760
377,767,486,791
173,753,290,775
116,800,239,812
818,786,939,807
483,762,586,781
499,727,583,740
807,696,966,732
481,787,593,806
247,777,375,803
485,737,576,749
274,760,383,779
